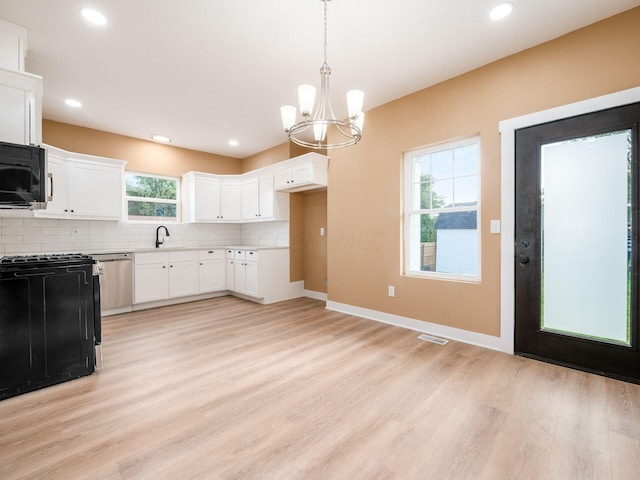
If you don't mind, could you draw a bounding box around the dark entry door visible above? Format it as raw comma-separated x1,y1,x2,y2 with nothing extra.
514,102,640,383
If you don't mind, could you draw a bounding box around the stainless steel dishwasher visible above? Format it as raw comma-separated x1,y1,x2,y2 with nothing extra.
92,252,134,315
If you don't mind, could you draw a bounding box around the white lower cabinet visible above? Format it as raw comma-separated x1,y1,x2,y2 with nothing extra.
134,251,199,303
169,252,199,298
230,249,259,296
133,247,302,308
134,252,170,303
198,250,226,293
245,260,259,298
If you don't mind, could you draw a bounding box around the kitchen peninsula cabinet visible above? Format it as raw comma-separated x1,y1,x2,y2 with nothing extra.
34,145,126,221
226,247,302,303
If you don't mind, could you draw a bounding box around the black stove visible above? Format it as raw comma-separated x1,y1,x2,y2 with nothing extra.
0,252,101,400
0,253,95,269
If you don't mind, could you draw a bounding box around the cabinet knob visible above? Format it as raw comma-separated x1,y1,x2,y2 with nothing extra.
208,250,214,253
162,265,166,269
200,262,203,266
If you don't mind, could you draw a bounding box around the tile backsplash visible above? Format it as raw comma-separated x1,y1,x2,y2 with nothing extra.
0,214,290,255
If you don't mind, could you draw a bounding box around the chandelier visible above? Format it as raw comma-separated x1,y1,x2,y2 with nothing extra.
280,0,364,149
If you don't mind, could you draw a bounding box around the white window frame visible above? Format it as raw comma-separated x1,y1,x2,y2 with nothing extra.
403,136,481,282
124,171,181,223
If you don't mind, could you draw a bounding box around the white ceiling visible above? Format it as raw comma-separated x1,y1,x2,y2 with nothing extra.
1,0,639,159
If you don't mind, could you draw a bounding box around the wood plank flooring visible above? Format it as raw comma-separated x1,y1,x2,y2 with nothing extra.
1,296,640,479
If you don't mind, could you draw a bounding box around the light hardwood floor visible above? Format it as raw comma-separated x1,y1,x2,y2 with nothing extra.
1,296,640,479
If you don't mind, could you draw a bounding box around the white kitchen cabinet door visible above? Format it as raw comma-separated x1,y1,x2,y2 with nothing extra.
258,175,275,219
234,260,246,294
194,177,221,222
241,177,260,220
43,154,69,215
226,258,235,291
0,69,41,145
0,19,27,71
67,160,123,219
291,163,313,185
134,263,169,303
199,259,225,293
169,261,199,298
220,181,241,221
245,261,259,298
274,168,292,190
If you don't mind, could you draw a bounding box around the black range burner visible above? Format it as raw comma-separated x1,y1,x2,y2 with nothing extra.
0,253,95,269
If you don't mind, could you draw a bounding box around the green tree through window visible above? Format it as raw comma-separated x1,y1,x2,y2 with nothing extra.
125,173,179,220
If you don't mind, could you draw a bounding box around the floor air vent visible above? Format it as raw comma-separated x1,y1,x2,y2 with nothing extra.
418,333,448,345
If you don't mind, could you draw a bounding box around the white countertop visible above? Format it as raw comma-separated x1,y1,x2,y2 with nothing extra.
4,246,289,258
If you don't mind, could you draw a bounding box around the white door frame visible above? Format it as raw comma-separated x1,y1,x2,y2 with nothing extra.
499,86,640,354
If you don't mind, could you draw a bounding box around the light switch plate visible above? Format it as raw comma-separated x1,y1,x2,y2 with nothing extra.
320,227,325,236
490,220,501,234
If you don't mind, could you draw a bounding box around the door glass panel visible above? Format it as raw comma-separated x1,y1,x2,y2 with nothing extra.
541,130,631,345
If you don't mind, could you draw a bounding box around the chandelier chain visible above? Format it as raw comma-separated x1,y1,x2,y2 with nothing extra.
323,0,328,67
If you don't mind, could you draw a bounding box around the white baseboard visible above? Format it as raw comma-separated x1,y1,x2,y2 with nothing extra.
132,291,229,311
325,301,502,352
304,290,328,301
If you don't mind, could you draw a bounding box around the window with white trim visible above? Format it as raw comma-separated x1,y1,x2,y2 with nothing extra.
125,172,180,222
404,137,480,281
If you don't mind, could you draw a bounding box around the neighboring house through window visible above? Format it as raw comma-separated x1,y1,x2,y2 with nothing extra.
125,172,180,222
404,136,480,281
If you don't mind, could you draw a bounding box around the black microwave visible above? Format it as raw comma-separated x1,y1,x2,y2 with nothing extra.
0,141,48,209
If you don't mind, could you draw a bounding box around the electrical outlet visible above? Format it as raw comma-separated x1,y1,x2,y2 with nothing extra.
388,285,395,297
320,227,325,236
490,220,501,234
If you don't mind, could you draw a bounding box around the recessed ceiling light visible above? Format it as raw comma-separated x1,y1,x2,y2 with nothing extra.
151,134,172,143
490,2,514,20
81,8,107,26
228,140,239,147
65,98,82,108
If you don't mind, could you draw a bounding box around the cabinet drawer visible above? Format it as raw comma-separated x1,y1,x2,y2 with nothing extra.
135,252,169,265
198,249,224,261
169,250,198,263
245,250,259,262
234,250,246,261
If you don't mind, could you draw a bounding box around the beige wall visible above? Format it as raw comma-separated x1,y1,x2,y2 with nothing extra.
241,142,289,173
327,7,640,337
43,120,241,176
303,190,328,293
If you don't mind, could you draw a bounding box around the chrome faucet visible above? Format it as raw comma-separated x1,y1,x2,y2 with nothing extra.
155,225,170,248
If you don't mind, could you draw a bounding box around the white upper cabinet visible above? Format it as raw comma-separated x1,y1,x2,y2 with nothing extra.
241,174,289,222
220,181,241,221
0,68,42,146
35,146,126,220
0,18,27,72
274,153,328,193
183,172,242,223
183,153,326,224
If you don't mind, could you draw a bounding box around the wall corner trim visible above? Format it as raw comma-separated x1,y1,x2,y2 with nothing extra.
325,301,502,352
